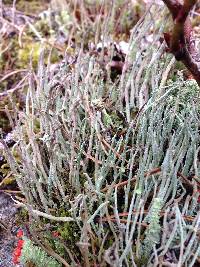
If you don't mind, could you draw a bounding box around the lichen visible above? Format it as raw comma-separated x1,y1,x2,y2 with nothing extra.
20,238,61,267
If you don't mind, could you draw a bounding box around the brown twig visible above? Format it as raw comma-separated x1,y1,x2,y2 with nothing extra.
0,189,21,194
101,217,148,227
99,210,196,227
102,167,195,193
162,0,182,19
0,77,28,100
0,69,27,83
0,219,8,230
101,167,161,192
162,0,200,86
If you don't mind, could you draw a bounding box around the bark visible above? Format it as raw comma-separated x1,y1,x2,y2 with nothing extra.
162,0,200,86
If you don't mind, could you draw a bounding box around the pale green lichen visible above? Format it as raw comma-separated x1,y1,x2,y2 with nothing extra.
142,198,162,260
2,2,200,266
20,238,61,267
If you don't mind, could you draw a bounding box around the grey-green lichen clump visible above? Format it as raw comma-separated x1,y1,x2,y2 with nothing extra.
1,2,200,267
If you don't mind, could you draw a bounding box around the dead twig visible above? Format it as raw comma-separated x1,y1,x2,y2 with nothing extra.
162,0,200,86
0,73,29,100
102,167,195,193
0,69,27,83
101,167,161,192
99,210,196,227
0,219,7,230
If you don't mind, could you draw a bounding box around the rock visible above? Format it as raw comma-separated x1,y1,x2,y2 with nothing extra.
0,193,18,267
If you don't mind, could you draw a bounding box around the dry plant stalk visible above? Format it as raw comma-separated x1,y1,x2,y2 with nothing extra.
162,0,200,85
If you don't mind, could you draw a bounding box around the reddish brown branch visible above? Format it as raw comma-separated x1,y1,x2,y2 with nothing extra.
162,0,182,19
99,210,196,227
162,0,200,86
101,167,161,192
101,166,194,193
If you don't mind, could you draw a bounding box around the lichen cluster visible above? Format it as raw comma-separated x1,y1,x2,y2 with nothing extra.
1,1,200,266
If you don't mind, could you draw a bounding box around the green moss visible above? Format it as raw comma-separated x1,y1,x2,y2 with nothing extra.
37,207,81,263
16,0,49,14
0,112,10,132
17,39,60,68
15,208,29,226
17,42,40,68
56,208,80,246
134,256,149,267
0,38,19,92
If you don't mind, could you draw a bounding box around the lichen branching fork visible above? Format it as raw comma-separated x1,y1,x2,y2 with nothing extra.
162,0,200,86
